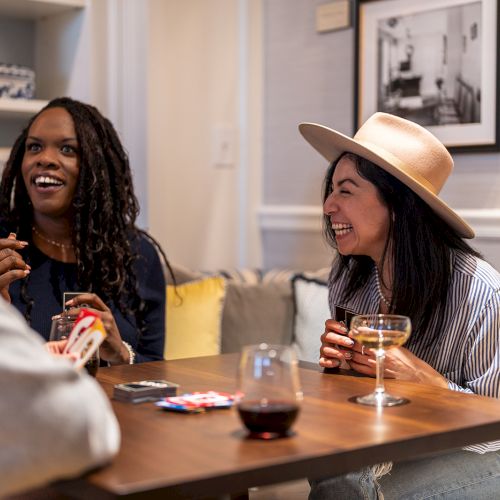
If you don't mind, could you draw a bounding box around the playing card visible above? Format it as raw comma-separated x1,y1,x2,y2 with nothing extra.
333,305,358,371
62,310,107,369
334,305,357,329
63,292,88,311
63,314,96,353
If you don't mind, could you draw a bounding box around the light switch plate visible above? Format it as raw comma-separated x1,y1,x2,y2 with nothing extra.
211,124,236,167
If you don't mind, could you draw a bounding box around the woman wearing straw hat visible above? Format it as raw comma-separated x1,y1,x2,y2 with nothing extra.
300,113,500,499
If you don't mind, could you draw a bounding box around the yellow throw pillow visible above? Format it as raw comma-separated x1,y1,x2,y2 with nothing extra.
165,276,226,360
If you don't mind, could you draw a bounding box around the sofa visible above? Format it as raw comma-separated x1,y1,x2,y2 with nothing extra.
164,263,332,363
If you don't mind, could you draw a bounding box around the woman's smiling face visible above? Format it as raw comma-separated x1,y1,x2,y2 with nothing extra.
323,155,391,265
21,107,80,221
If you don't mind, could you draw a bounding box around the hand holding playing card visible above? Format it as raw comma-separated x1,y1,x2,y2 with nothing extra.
45,339,80,363
49,309,107,375
320,306,358,370
63,310,107,370
64,293,129,365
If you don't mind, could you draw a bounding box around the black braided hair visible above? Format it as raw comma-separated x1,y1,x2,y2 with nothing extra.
0,97,174,326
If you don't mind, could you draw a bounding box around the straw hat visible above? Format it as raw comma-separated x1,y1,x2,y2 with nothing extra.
299,112,474,238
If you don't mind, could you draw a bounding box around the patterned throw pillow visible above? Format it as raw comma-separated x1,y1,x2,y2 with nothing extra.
165,276,226,360
291,274,330,363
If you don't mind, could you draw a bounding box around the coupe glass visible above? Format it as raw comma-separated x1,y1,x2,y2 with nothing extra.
350,314,411,407
236,344,302,439
49,315,100,377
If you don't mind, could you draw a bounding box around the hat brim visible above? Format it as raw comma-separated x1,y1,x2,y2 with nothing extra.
299,122,474,239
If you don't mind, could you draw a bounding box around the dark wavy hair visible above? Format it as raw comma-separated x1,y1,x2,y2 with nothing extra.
323,153,481,345
0,96,173,325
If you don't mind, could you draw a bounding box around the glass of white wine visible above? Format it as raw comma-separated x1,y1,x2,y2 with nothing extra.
350,314,411,407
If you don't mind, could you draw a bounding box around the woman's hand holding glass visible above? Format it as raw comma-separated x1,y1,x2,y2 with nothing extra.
360,344,448,388
320,317,446,389
65,293,130,365
319,319,360,369
0,233,30,302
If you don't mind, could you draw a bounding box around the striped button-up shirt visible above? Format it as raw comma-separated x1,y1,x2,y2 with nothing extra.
329,249,500,454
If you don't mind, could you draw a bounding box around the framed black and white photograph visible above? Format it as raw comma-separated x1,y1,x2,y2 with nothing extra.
355,0,499,152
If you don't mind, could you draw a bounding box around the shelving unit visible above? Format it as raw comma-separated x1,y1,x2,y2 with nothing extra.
0,0,85,20
0,0,86,146
0,98,48,119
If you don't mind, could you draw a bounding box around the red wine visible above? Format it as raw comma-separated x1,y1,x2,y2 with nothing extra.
238,401,299,436
84,358,99,377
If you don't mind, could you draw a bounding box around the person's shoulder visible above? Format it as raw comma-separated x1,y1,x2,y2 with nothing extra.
130,230,166,280
453,250,500,291
133,231,161,260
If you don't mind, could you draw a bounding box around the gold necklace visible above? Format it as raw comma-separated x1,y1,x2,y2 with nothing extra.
32,226,74,250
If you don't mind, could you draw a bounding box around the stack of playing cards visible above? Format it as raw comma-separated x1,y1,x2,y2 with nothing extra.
155,391,235,413
113,380,179,403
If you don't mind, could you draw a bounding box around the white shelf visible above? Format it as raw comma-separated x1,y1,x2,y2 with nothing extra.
0,99,48,119
0,0,85,20
0,0,87,148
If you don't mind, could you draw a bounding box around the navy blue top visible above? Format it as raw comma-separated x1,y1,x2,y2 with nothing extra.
7,233,166,363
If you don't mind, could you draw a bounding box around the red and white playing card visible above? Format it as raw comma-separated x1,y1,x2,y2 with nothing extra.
63,309,107,369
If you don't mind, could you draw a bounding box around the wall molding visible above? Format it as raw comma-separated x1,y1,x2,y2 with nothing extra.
105,0,148,228
258,205,500,239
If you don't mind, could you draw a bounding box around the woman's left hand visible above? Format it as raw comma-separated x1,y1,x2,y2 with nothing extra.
349,343,448,388
65,293,131,365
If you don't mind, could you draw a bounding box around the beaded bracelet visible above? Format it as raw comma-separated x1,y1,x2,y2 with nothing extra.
122,341,136,364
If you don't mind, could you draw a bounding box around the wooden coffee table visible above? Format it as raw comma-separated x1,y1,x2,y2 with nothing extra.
55,354,500,499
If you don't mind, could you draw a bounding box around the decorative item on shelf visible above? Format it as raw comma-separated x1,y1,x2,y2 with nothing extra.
0,63,35,100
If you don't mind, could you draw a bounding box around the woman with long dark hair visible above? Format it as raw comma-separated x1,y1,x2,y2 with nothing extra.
299,113,500,498
0,97,168,364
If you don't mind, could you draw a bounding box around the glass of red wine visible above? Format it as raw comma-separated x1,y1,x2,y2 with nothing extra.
236,343,302,439
49,315,99,377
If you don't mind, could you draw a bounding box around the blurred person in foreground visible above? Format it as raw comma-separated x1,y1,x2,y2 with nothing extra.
0,297,119,497
299,112,500,499
0,97,170,365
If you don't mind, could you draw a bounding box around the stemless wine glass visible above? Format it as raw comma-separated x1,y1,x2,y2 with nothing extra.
236,344,303,439
350,314,411,407
49,315,99,377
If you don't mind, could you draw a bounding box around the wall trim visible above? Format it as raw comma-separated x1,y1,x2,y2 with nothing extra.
105,0,148,228
258,205,500,239
239,0,263,268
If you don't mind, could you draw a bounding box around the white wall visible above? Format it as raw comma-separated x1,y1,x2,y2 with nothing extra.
147,0,262,270
148,0,238,270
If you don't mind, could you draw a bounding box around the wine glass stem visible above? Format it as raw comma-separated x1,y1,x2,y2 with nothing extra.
375,349,386,395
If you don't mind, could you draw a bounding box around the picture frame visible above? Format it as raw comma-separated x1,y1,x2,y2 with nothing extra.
354,0,499,152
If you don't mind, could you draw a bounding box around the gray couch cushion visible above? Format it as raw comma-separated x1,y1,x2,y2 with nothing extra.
221,280,294,353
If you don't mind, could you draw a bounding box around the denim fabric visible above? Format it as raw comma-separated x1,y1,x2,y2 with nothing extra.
309,450,500,499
